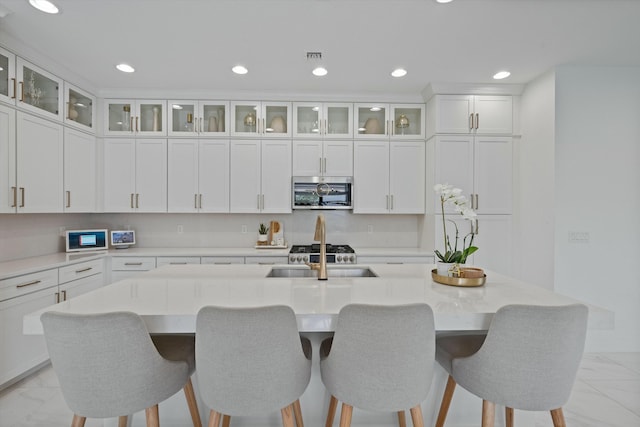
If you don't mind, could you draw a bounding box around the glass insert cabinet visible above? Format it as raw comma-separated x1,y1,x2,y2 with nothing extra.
292,102,352,138
64,83,95,132
230,101,291,137
354,103,425,139
104,99,167,136
167,100,229,136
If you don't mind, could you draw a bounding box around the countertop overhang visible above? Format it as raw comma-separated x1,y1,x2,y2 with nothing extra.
23,263,614,335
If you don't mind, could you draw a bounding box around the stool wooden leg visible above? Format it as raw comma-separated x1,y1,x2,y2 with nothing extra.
118,416,128,427
339,403,353,427
71,415,86,427
505,407,514,427
183,378,203,427
145,405,160,427
550,408,567,427
410,405,425,427
293,399,304,427
208,410,221,427
436,375,457,427
326,395,338,427
222,414,230,427
397,410,406,427
281,404,295,427
481,400,495,427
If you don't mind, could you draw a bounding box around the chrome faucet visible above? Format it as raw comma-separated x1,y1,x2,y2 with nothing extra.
306,214,328,280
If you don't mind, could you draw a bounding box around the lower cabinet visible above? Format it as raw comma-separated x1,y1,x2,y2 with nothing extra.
201,256,244,265
156,256,201,267
245,256,289,265
110,256,156,282
357,255,434,264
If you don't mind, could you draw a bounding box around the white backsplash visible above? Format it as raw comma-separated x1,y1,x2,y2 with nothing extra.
0,212,425,262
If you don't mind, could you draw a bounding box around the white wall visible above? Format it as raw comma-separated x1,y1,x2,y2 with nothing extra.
554,66,640,352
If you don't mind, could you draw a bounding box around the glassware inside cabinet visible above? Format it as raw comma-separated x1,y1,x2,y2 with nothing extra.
234,104,258,134
67,88,93,128
296,105,321,135
21,65,59,115
202,104,225,133
108,102,133,132
326,105,350,135
171,102,195,133
264,105,288,134
357,105,386,136
0,54,9,99
139,102,163,132
393,107,422,136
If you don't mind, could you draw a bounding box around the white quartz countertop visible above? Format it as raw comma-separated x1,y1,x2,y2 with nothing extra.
24,263,613,335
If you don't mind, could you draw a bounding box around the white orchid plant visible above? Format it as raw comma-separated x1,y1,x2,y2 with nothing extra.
434,183,478,264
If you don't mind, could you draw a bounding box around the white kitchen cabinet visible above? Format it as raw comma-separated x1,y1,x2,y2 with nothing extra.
354,103,425,139
292,102,352,139
357,255,434,264
168,139,229,212
230,101,291,137
103,138,167,212
156,257,201,267
167,100,229,137
0,46,16,106
354,140,425,214
110,256,156,282
64,127,96,212
230,139,292,213
63,82,96,133
292,139,353,176
201,256,245,265
57,259,104,302
104,99,166,136
433,135,512,214
245,256,289,265
426,95,512,137
0,104,16,214
16,112,64,213
15,58,63,121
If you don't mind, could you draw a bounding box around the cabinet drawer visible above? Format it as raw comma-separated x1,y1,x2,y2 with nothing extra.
156,257,201,267
201,256,245,265
111,257,156,271
245,256,289,265
0,269,58,302
59,259,104,284
358,256,434,264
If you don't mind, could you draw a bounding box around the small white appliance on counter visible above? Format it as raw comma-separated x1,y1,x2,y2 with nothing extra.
110,230,136,249
65,229,108,253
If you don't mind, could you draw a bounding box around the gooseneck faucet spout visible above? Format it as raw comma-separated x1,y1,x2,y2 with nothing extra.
306,214,328,280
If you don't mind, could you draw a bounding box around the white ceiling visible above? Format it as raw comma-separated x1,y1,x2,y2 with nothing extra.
1,0,640,98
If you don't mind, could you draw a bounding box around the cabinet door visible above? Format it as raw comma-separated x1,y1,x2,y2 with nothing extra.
0,46,16,105
434,135,474,213
136,100,166,135
292,140,323,176
292,102,321,138
354,104,389,138
199,101,228,136
168,139,199,212
430,95,473,134
0,104,16,213
261,140,292,213
199,139,230,212
353,140,390,213
168,100,198,136
325,103,353,138
390,141,425,213
262,102,291,138
473,96,513,134
16,58,63,121
64,128,96,212
59,273,103,301
104,99,135,135
135,139,167,212
323,140,353,176
390,104,425,139
16,112,63,212
230,101,260,136
103,138,136,212
230,140,261,212
474,136,512,214
64,83,95,132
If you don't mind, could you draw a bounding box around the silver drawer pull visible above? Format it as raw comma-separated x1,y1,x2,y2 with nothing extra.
124,262,143,266
214,262,232,265
17,280,41,288
75,267,92,273
169,262,187,265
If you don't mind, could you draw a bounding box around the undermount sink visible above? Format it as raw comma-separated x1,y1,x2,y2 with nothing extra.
266,267,378,278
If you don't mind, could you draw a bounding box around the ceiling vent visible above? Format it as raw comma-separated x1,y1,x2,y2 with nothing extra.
306,52,322,60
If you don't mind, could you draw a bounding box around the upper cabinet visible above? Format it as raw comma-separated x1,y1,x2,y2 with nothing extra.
16,58,64,121
354,103,425,139
426,95,513,138
292,102,352,139
104,99,167,136
0,47,17,106
230,101,291,137
64,83,96,133
167,100,229,137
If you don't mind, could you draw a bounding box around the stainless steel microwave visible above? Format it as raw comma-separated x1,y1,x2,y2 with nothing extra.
292,176,353,210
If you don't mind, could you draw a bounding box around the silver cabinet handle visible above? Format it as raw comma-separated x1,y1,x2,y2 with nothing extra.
386,195,389,210
390,194,394,210
130,193,134,209
61,290,67,301
75,267,92,273
19,187,25,207
19,81,24,102
55,292,60,303
66,191,71,208
125,262,143,266
10,78,16,99
475,113,479,130
136,193,139,208
194,194,198,209
199,194,203,209
11,186,17,208
319,157,323,174
16,279,41,288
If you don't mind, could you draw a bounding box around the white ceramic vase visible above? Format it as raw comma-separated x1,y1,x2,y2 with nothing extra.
208,116,218,132
436,262,464,277
257,234,268,242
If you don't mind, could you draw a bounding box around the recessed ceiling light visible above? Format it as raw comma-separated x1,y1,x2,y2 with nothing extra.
312,67,328,77
391,68,407,78
493,71,511,80
436,0,453,3
116,63,135,73
29,0,59,14
232,65,248,75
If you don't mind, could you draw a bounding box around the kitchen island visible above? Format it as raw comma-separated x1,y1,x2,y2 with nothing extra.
23,263,613,427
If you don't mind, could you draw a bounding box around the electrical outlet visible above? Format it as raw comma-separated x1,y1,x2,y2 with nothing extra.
177,225,183,234
241,225,248,234
367,225,373,234
568,231,589,243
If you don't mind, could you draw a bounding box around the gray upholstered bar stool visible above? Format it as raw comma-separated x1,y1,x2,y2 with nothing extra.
435,304,588,427
195,305,312,427
40,311,202,427
320,303,435,427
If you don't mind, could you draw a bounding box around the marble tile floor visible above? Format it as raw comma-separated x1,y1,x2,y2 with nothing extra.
0,352,638,427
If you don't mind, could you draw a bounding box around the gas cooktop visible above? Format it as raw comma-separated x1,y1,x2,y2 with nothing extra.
289,244,356,264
